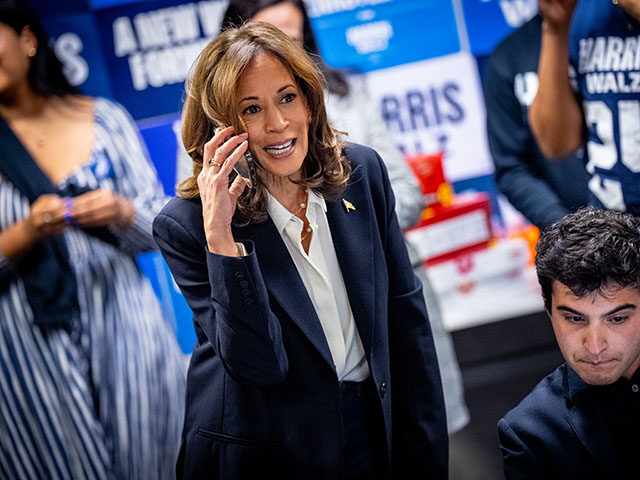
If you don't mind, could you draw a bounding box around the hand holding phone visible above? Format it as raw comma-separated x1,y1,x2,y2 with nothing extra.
200,126,248,256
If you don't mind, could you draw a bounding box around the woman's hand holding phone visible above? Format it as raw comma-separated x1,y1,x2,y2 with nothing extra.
198,126,248,256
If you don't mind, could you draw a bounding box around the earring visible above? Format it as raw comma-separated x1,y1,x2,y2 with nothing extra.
27,47,36,57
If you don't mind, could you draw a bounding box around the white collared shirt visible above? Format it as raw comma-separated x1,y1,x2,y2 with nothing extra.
267,189,369,381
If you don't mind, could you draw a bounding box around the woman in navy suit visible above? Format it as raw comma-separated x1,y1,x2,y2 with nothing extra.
153,22,447,479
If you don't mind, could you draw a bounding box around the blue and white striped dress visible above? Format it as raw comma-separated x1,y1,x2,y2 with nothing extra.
0,98,186,479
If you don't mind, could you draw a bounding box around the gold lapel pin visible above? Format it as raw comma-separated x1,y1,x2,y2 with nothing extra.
343,199,356,212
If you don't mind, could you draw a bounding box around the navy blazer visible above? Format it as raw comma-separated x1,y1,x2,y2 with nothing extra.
153,144,447,479
499,363,627,479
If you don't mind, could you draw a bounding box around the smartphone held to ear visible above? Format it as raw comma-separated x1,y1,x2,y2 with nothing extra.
217,125,256,188
233,150,255,188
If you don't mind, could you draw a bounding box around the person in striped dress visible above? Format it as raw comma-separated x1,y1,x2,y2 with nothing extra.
0,0,186,478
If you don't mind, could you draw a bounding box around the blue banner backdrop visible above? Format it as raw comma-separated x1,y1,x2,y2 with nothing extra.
310,0,460,73
138,113,183,196
93,0,227,120
41,13,113,98
461,0,537,56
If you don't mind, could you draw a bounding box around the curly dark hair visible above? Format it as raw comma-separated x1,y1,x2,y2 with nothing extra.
536,207,640,311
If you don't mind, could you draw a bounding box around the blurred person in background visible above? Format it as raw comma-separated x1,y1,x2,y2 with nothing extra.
499,208,640,478
0,0,186,478
530,0,640,216
216,0,469,435
483,12,589,231
154,22,447,478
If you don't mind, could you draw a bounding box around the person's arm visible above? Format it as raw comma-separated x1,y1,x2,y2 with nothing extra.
368,152,447,478
529,0,583,158
88,99,170,254
0,193,67,280
619,0,640,20
153,209,288,387
154,127,288,386
483,51,569,229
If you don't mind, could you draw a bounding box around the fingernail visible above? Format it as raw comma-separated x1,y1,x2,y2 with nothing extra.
239,132,248,137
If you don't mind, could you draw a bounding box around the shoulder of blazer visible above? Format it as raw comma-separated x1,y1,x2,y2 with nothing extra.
342,142,390,198
159,195,202,218
502,364,570,428
342,141,394,218
158,196,202,225
343,141,384,179
154,195,205,244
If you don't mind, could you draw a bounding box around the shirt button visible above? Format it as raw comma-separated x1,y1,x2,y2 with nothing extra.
238,280,249,289
632,384,639,393
234,271,244,279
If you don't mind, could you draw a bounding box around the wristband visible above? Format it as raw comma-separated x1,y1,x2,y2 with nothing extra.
63,197,73,224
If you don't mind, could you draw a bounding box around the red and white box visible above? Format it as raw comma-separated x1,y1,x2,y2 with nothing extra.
424,238,543,331
405,192,492,266
425,238,531,297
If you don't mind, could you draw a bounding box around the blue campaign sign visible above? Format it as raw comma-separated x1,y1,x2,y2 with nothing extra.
29,0,89,14
93,0,227,120
137,250,196,354
41,13,113,98
309,0,460,73
461,0,537,56
138,112,182,196
89,0,138,10
137,113,196,354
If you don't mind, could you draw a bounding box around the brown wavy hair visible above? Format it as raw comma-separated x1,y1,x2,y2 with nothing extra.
178,21,349,225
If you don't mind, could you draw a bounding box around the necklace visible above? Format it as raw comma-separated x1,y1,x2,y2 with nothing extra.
288,188,308,217
284,187,312,244
300,224,313,242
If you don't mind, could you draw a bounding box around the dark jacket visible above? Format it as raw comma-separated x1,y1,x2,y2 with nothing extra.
153,143,448,479
483,14,589,230
499,363,628,479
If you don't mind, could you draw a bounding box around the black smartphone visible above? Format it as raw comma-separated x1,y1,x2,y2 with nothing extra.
233,149,256,188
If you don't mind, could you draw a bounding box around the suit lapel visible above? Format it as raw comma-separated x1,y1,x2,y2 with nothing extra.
326,184,375,356
232,173,378,370
233,219,336,371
